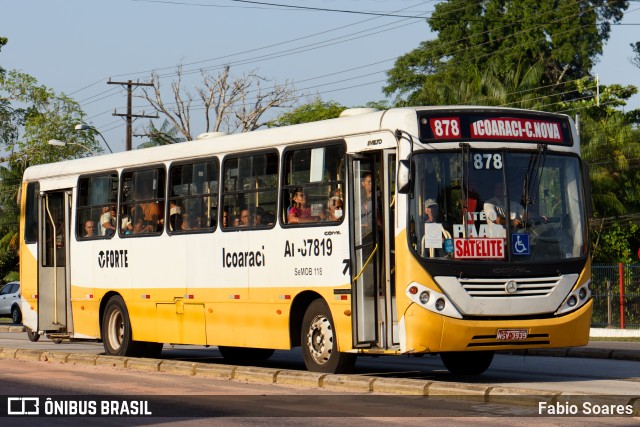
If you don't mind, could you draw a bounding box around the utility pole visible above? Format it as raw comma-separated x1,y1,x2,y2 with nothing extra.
108,79,158,151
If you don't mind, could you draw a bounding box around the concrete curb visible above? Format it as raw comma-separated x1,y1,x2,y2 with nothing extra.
0,346,637,415
321,374,376,392
0,325,26,333
233,366,280,383
194,364,235,380
426,381,488,401
371,377,430,395
274,370,326,388
160,360,196,376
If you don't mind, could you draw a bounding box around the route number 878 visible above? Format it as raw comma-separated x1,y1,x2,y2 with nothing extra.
473,153,503,170
430,117,461,138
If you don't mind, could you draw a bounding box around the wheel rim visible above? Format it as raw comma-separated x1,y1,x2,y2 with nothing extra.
12,308,19,323
107,308,124,352
306,314,334,365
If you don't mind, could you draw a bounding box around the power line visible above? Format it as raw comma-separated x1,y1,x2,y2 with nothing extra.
79,1,637,135
130,0,431,18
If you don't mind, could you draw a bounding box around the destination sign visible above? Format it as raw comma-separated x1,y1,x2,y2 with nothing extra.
418,111,573,145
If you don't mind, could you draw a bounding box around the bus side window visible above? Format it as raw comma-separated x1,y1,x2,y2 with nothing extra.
281,142,346,226
221,151,278,230
76,173,118,240
120,167,165,237
168,158,219,234
24,182,39,244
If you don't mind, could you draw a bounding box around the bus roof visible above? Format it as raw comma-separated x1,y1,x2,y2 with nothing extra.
24,107,392,182
23,106,572,182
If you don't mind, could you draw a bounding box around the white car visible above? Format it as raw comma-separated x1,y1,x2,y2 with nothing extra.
0,281,21,324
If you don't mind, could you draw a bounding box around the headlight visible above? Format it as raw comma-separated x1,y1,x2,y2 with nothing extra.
419,291,430,304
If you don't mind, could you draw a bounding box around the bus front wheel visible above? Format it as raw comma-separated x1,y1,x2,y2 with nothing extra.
440,351,494,375
102,295,140,357
301,299,356,374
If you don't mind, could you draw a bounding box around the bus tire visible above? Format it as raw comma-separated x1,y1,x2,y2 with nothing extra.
301,299,356,374
102,295,141,357
26,328,40,342
440,351,494,375
218,346,275,361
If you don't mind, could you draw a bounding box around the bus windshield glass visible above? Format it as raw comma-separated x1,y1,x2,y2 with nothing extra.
409,150,587,263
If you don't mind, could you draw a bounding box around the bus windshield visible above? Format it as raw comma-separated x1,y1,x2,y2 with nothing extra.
409,150,588,263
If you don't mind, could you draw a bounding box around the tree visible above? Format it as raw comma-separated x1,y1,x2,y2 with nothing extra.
0,161,23,282
576,85,640,217
137,119,186,149
267,98,346,127
1,69,100,164
142,65,299,140
0,36,6,76
631,41,640,69
384,0,627,106
1,36,97,280
569,82,640,262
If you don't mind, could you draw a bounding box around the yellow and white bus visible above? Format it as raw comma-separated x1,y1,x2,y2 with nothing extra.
19,106,592,374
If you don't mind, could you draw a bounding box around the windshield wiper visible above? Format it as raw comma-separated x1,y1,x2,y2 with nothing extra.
460,143,471,237
524,144,547,208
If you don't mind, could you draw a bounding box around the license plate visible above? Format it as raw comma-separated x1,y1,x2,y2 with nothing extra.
496,329,528,340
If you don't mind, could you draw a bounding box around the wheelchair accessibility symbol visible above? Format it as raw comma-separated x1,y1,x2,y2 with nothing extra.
512,234,530,256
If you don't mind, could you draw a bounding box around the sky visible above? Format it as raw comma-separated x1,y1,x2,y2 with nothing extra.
1,0,639,153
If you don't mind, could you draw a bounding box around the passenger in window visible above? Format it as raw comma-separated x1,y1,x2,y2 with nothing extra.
181,213,193,231
99,205,116,237
263,210,276,226
326,196,343,222
239,209,253,227
222,208,229,228
254,206,265,225
288,188,318,224
137,201,162,232
169,200,182,231
121,207,134,235
330,187,343,199
231,215,241,227
84,220,96,237
132,218,146,234
135,183,163,232
361,172,373,233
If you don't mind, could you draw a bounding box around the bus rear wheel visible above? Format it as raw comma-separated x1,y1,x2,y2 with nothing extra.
440,351,494,375
102,295,141,357
301,299,356,374
218,346,275,362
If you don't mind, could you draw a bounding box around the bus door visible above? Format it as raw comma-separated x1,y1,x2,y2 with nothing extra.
37,190,71,333
349,152,394,348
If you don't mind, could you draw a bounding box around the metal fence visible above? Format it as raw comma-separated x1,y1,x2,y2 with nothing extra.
591,264,640,329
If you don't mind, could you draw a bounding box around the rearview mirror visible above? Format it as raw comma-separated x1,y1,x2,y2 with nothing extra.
397,160,411,194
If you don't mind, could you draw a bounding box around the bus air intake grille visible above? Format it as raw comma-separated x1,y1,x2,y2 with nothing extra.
458,276,560,298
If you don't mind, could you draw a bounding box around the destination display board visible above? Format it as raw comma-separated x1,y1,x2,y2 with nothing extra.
418,111,573,146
